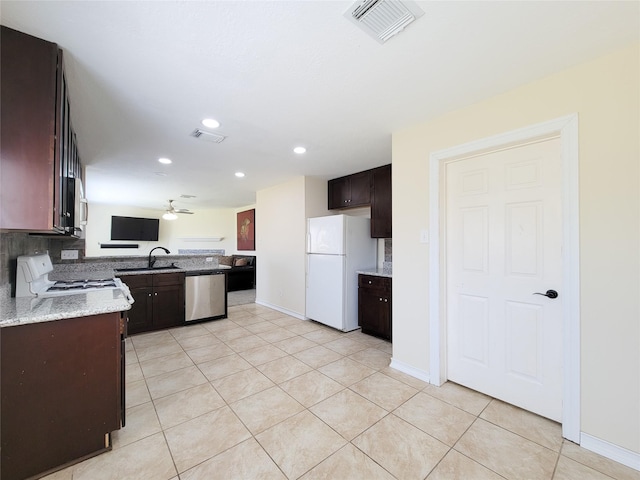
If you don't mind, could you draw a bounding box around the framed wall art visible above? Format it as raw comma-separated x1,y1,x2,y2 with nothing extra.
237,208,255,251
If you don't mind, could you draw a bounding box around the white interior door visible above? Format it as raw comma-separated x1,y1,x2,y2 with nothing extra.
445,137,563,421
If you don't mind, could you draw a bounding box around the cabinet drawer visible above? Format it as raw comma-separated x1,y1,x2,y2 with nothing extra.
119,274,152,288
153,272,185,286
358,274,391,291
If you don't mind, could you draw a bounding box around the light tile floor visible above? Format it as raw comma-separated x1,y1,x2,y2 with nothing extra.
44,303,638,480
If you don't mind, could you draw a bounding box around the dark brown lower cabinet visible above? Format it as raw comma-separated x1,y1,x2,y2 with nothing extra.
358,274,392,341
0,312,125,480
123,272,185,335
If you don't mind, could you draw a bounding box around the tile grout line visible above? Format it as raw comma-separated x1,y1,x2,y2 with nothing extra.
128,307,568,480
110,306,627,480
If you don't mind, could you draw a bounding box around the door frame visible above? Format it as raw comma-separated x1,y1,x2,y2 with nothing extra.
428,114,580,442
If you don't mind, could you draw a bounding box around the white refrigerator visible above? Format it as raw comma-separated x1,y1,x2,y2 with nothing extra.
306,214,377,331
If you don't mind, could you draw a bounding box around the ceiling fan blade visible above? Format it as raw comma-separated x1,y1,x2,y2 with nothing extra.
164,199,194,214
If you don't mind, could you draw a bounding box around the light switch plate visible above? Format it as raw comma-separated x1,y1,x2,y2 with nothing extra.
420,229,429,244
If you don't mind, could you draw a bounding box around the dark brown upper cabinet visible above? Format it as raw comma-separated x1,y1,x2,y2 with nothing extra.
0,26,81,233
328,164,391,238
370,164,392,238
328,171,371,209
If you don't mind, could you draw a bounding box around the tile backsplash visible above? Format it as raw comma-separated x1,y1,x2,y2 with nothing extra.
0,232,85,290
383,238,392,269
1,233,392,292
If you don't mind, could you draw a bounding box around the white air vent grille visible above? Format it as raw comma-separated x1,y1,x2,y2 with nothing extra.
345,0,424,44
190,129,226,143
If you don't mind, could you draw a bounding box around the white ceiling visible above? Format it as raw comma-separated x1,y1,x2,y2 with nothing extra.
2,1,638,213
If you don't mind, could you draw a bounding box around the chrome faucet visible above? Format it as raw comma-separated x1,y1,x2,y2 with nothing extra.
148,247,170,268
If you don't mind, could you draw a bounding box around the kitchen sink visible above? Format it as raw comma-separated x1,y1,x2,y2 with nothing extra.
114,265,181,272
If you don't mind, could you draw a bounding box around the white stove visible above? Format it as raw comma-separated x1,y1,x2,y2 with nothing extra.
16,254,134,303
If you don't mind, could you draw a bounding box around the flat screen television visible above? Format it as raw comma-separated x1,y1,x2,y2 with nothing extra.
110,216,159,241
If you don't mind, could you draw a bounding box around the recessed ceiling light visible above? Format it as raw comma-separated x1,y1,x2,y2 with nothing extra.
158,157,172,164
235,172,245,178
293,146,306,154
154,172,167,177
202,118,220,129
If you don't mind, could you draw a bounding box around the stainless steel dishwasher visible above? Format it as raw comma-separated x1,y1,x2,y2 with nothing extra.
185,271,227,323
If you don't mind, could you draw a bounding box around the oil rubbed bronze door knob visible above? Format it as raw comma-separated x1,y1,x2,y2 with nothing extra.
533,289,558,299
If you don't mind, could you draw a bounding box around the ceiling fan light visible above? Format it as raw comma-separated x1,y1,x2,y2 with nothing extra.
163,211,178,220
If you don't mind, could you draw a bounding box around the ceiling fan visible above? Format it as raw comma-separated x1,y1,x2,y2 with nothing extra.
163,200,194,220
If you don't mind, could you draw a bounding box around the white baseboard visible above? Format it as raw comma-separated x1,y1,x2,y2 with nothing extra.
254,300,306,320
580,432,640,472
389,358,431,383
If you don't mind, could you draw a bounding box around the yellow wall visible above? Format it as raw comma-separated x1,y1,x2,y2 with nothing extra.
85,203,240,257
392,44,639,452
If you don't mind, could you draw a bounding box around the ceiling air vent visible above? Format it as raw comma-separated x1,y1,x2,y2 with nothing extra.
190,129,226,143
344,0,424,44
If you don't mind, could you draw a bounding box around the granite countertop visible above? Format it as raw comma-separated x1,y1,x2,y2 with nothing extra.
357,267,392,278
1,289,131,328
114,264,232,276
48,265,231,281
1,259,231,328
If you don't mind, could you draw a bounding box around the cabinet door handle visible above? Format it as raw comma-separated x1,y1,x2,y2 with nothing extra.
154,292,158,296
148,293,152,297
368,280,372,284
384,299,388,302
379,297,383,301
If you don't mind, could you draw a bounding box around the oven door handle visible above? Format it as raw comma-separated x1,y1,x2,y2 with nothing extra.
120,284,135,304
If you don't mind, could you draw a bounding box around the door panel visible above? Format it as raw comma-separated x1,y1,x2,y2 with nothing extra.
506,202,541,276
446,137,563,421
505,301,543,381
458,294,489,367
154,284,185,328
461,207,488,272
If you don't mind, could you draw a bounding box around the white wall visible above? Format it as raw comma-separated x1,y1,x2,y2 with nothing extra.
85,203,238,257
392,44,639,454
304,176,331,220
255,176,328,316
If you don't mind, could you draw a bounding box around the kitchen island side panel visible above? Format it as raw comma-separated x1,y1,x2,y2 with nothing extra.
1,312,122,480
